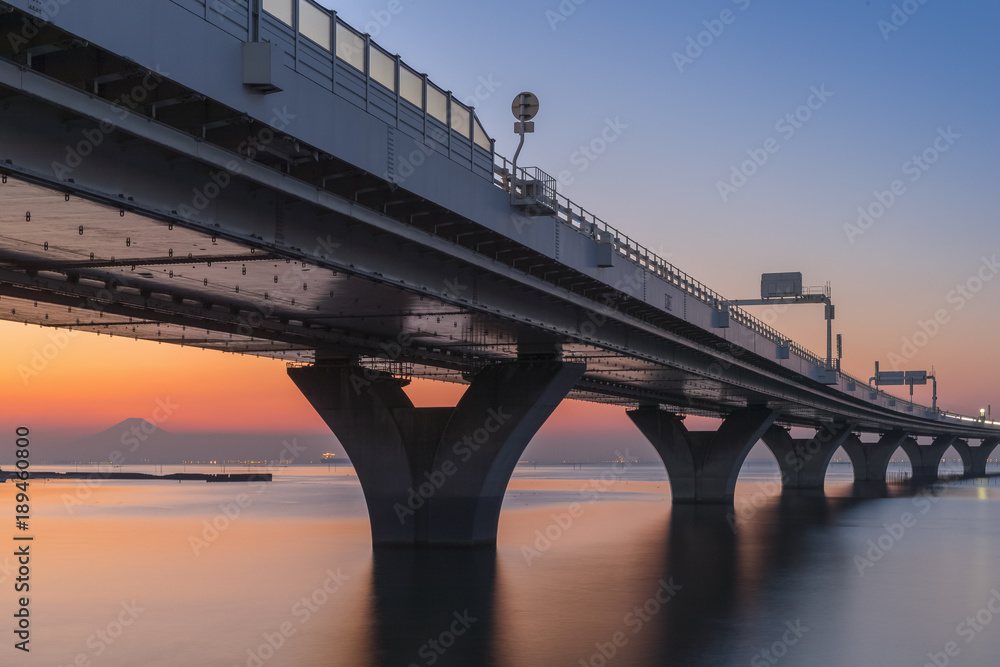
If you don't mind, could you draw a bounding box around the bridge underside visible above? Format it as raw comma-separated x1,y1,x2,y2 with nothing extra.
2,3,999,547
0,167,986,436
0,11,990,437
0,170,779,412
0,172,902,422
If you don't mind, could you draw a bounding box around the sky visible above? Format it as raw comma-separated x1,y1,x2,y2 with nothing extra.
2,1,998,456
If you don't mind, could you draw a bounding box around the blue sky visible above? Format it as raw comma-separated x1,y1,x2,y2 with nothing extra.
322,0,1000,413
3,0,995,455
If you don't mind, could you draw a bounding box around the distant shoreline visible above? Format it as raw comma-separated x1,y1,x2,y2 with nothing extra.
1,470,271,483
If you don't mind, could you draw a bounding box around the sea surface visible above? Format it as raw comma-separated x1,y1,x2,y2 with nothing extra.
2,460,1000,667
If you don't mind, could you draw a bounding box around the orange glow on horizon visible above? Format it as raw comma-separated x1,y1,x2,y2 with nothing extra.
0,322,630,435
1,315,994,437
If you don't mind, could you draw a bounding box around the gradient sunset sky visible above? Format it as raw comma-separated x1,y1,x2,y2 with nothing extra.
2,1,998,442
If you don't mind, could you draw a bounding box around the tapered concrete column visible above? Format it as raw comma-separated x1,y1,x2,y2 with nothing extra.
968,437,1000,477
288,360,585,547
951,440,973,477
761,423,855,490
840,430,908,482
627,407,779,504
910,435,957,483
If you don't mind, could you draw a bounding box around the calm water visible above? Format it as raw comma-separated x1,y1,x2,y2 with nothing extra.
3,461,1000,666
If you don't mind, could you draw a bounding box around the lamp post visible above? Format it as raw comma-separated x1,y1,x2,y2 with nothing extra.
510,92,539,192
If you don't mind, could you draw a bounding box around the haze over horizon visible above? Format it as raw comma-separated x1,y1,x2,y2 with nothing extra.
2,3,999,666
2,0,997,462
2,414,667,465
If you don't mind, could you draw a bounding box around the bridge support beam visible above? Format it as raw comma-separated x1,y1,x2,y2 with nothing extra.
840,431,909,483
951,440,973,477
626,407,779,504
287,360,585,547
910,435,958,483
967,437,1000,477
761,423,855,491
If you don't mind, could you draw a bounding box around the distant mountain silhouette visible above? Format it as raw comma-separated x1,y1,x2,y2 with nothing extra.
96,417,166,436
28,419,347,465
22,418,713,466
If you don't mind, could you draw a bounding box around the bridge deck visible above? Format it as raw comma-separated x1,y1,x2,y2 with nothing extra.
0,0,996,440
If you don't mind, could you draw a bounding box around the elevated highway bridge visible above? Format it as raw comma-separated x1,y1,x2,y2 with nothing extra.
0,0,996,545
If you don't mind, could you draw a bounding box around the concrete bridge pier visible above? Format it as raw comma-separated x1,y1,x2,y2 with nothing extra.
909,435,958,483
287,359,585,547
950,440,974,477
761,423,855,491
626,406,779,504
964,437,1000,477
840,431,909,483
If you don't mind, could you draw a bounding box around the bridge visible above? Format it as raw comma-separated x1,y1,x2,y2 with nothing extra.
0,0,997,546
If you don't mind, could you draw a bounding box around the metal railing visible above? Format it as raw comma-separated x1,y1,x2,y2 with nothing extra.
939,412,1000,427
491,152,963,419
250,0,495,175
509,165,556,207
803,284,831,298
247,5,985,426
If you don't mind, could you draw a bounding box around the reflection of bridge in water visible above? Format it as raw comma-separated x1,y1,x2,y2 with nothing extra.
368,481,974,665
0,0,997,546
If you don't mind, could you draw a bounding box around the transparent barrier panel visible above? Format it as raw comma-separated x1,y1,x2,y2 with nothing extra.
336,22,365,72
400,66,423,109
474,116,490,149
369,46,395,90
427,85,447,124
451,101,470,138
262,0,292,26
299,0,331,50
